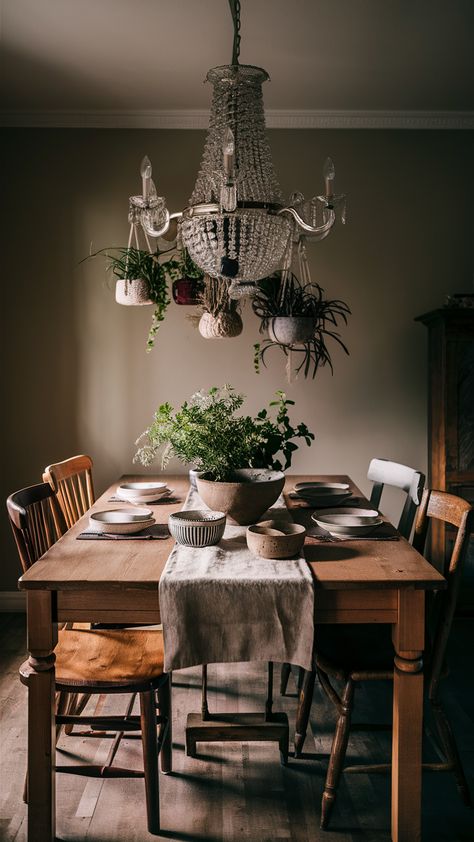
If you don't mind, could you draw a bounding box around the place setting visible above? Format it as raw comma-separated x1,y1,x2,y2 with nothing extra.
307,507,399,542
288,481,356,508
109,480,177,504
77,506,170,540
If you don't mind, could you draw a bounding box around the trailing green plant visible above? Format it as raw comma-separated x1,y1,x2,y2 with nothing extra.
134,385,314,482
252,272,351,378
85,245,202,351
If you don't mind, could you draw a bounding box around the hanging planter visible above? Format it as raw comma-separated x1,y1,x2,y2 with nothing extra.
115,277,153,306
191,275,243,340
198,310,243,339
268,316,316,345
171,248,205,304
252,241,351,379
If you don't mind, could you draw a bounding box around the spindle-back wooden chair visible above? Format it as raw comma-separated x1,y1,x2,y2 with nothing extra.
43,454,95,530
7,483,171,834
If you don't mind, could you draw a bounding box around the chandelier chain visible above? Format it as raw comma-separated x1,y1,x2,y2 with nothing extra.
228,0,241,65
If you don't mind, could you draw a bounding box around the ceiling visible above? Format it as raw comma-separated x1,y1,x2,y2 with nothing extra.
1,0,473,127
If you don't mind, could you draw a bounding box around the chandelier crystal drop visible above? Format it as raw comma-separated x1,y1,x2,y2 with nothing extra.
128,0,347,286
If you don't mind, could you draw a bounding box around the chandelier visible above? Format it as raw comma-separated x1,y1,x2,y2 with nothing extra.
127,0,346,289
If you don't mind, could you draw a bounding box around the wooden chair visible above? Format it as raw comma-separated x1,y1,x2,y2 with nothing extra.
43,454,95,529
7,482,171,835
312,489,473,829
280,459,425,699
367,457,425,539
42,455,97,725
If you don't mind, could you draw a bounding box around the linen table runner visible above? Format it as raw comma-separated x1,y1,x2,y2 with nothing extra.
159,488,315,673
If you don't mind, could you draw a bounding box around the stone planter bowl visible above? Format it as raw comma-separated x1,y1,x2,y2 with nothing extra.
268,316,316,345
196,469,285,526
198,311,243,339
115,278,153,306
246,519,306,559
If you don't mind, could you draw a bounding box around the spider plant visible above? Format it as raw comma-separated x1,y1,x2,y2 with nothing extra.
252,272,351,379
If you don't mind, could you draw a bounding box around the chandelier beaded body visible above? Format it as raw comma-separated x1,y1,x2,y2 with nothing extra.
128,0,347,290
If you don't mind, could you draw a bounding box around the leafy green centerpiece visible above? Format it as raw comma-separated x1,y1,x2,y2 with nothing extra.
135,385,314,480
134,385,315,523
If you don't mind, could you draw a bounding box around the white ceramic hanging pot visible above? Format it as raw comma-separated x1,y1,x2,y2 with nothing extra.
115,278,153,306
198,310,243,339
268,316,316,345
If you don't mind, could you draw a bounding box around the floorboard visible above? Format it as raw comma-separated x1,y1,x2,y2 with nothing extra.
0,614,473,841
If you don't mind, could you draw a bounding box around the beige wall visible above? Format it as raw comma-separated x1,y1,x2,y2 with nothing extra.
1,128,473,591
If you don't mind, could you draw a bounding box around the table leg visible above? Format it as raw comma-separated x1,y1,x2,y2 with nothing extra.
391,589,424,842
294,669,316,757
26,591,57,842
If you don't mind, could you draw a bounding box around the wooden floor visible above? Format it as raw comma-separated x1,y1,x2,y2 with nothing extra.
1,614,473,842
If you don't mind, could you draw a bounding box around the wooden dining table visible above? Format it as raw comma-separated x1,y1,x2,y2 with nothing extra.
18,473,445,842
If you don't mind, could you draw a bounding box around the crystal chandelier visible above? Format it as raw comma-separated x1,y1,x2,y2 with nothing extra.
128,0,346,288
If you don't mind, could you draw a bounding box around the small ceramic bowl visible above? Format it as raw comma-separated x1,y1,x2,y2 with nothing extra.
168,509,226,547
246,519,306,559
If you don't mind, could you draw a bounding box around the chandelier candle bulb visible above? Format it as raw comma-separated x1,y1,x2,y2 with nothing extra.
223,128,235,177
323,157,336,198
140,155,152,200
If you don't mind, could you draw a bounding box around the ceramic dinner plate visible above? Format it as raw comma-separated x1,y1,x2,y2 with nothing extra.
89,509,155,534
311,507,382,537
291,482,352,506
117,482,173,503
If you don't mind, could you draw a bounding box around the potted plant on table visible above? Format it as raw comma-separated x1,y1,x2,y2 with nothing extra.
252,272,351,378
134,385,314,524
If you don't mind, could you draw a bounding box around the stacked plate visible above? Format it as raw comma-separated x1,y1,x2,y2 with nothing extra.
311,507,382,537
292,482,352,507
116,481,173,504
89,508,155,535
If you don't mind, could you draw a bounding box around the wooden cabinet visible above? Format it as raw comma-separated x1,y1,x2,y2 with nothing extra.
416,308,474,609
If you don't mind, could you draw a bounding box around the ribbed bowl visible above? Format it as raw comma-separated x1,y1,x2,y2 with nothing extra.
168,510,226,547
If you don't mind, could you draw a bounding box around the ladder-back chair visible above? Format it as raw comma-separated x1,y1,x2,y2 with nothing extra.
367,457,425,539
314,489,473,829
280,458,426,698
43,454,95,529
7,482,171,835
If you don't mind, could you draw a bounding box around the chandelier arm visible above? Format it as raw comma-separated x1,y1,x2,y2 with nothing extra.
140,208,171,239
278,205,336,236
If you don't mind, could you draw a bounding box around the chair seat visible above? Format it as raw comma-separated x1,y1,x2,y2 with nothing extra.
20,628,165,691
315,623,395,679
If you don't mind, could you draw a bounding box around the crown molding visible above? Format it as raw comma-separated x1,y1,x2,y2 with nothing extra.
0,109,473,130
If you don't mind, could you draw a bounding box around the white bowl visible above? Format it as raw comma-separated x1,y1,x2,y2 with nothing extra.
312,507,382,536
89,509,155,534
294,482,350,494
168,510,226,547
118,482,171,500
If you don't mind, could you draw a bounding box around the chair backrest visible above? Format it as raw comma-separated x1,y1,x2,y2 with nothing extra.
412,488,474,699
6,482,66,573
367,457,425,539
43,454,95,529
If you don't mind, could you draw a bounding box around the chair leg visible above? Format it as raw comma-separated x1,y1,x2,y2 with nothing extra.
158,676,172,774
140,689,160,835
430,697,472,807
280,662,291,695
321,677,355,830
294,669,316,757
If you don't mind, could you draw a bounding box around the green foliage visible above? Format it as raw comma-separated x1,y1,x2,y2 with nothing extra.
85,245,203,351
134,385,315,482
252,272,351,378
